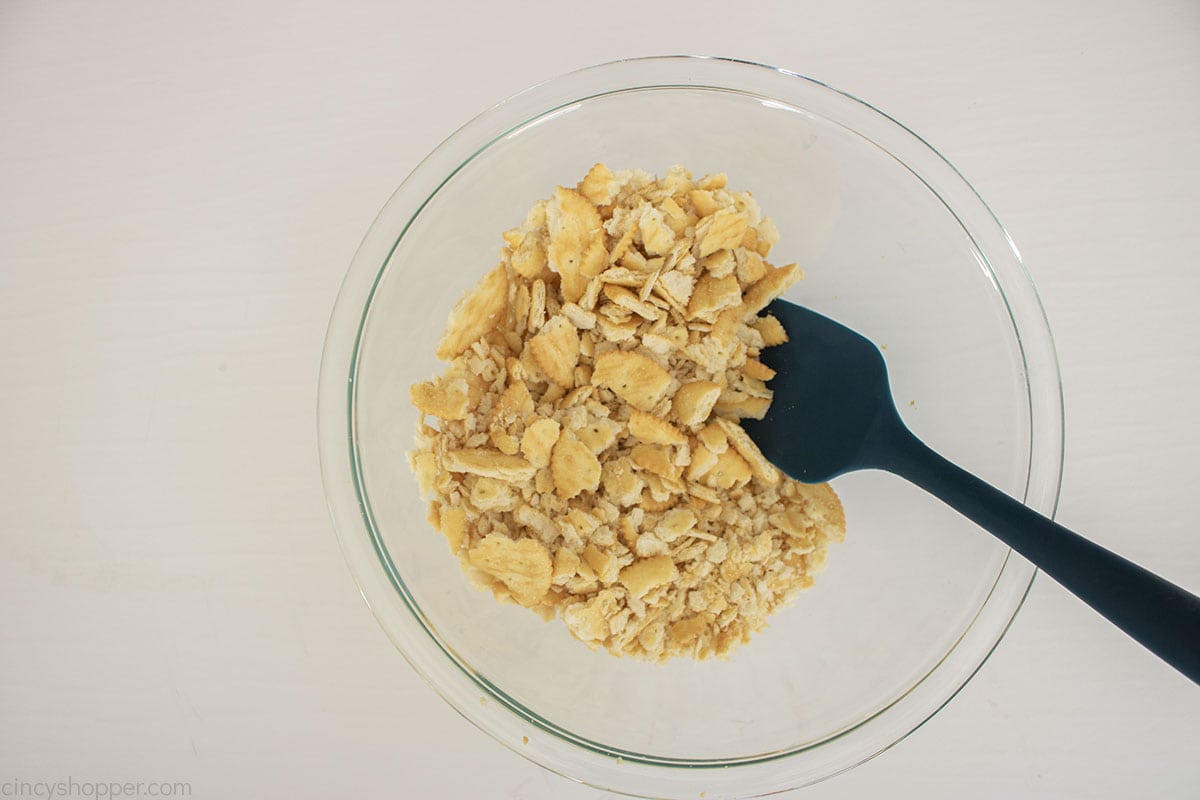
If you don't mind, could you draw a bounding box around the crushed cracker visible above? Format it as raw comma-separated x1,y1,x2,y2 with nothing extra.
408,165,844,661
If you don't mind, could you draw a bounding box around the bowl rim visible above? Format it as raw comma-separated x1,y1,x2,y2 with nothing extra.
317,54,1064,798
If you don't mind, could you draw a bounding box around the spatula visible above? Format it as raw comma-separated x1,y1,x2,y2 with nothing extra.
742,299,1200,683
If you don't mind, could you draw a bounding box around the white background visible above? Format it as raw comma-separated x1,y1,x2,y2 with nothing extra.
1,1,1198,797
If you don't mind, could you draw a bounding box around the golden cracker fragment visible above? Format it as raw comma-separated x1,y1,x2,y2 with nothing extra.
490,429,520,455
619,555,678,599
502,227,523,249
757,217,780,253
410,376,470,420
444,449,536,482
578,162,621,206
608,222,637,265
696,206,749,257
547,186,604,303
688,189,720,217
562,383,593,406
631,443,678,479
510,231,549,280
702,447,753,490
527,315,581,388
641,331,676,356
714,393,772,420
599,266,651,287
583,543,619,584
563,589,620,642
685,481,722,504
565,508,601,537
687,273,742,321
660,196,690,234
576,417,623,454
579,275,604,310
601,456,645,507
410,451,437,498
700,249,736,279
714,416,780,485
628,409,686,446
438,506,468,553
743,358,776,381
520,418,561,469
668,613,714,648
740,227,759,253
598,303,633,323
561,302,597,330
591,350,673,412
656,270,695,308
551,432,602,499
685,443,718,482
696,422,728,454
603,284,661,321
638,270,661,303
470,477,519,511
736,248,768,284
468,534,553,607
638,204,676,256
552,548,580,583
492,379,534,426
657,508,697,540
595,316,640,343
753,314,789,346
794,482,847,540
671,381,722,427
435,264,508,360
710,306,742,349
659,164,693,196
742,263,802,318
680,338,726,373
528,278,546,331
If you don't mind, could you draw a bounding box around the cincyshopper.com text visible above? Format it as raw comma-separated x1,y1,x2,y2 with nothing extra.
2,779,191,799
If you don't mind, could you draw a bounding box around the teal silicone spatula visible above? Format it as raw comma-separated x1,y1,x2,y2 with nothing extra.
742,299,1200,683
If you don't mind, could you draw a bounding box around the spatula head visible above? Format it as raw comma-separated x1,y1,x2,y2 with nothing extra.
742,300,897,483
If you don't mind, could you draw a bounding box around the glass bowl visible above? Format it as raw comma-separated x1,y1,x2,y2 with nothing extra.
318,56,1063,798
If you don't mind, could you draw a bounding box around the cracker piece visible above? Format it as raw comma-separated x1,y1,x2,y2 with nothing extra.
551,432,602,499
547,186,603,303
468,533,552,607
686,273,742,321
671,380,721,427
713,416,780,485
619,555,678,599
410,376,470,420
753,314,789,346
578,162,621,206
743,358,776,381
519,418,562,469
438,506,468,553
528,315,580,388
591,350,673,412
435,264,508,360
444,449,536,482
697,207,749,257
742,263,801,317
628,409,686,446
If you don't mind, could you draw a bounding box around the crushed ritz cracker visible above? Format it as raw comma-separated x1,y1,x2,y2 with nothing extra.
409,164,845,661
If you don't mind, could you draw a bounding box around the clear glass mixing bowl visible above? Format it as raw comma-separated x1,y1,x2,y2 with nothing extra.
318,56,1063,798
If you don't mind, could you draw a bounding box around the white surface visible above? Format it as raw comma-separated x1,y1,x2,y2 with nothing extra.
1,1,1197,797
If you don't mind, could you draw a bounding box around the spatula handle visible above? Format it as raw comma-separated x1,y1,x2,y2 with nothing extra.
873,418,1200,684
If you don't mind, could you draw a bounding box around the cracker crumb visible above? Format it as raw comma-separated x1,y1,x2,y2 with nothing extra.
408,165,845,661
